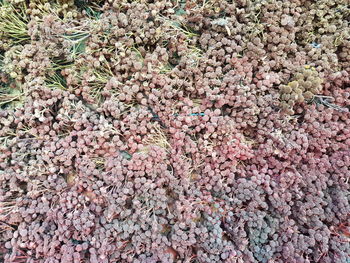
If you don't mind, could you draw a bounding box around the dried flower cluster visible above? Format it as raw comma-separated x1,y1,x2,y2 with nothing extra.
0,0,349,263
279,68,324,115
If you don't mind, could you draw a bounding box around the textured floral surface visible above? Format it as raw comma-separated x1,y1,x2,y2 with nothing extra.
0,0,349,262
